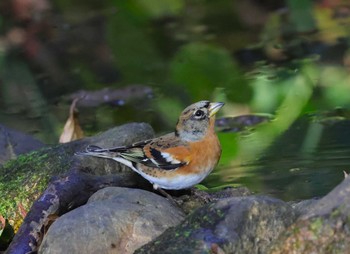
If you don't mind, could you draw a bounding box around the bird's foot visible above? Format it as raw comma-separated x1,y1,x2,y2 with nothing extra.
155,188,182,208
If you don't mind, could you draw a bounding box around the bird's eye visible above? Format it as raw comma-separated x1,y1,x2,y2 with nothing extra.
194,110,204,118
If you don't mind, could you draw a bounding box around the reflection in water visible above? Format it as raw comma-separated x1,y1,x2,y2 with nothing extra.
205,115,350,201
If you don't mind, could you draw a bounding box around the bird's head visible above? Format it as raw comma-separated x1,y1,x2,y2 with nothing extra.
175,100,224,141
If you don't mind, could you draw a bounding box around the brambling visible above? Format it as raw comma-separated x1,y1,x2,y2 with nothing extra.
77,100,224,193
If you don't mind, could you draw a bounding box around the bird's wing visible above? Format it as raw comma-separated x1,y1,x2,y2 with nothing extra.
81,133,189,170
125,133,190,170
140,145,189,170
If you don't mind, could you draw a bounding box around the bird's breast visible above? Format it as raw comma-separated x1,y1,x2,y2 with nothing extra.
181,132,221,175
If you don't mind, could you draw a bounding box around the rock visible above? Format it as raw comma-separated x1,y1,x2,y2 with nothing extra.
1,122,155,222
3,123,155,253
210,186,252,199
269,176,350,254
0,124,44,165
136,195,297,254
288,198,320,216
177,186,253,214
38,187,185,254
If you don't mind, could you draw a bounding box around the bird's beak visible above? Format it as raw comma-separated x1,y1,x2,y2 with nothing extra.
209,102,224,117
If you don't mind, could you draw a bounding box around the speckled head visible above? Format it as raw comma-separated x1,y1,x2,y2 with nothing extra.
175,101,224,141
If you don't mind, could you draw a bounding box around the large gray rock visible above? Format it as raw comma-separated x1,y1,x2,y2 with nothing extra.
270,176,350,254
136,196,297,254
39,187,185,254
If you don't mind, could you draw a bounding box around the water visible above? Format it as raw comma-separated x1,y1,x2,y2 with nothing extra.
204,115,350,201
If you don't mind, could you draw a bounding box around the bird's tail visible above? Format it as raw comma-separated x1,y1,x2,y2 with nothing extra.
75,145,120,159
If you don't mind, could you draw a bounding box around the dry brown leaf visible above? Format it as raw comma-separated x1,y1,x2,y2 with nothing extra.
0,215,5,229
59,98,84,143
17,203,27,219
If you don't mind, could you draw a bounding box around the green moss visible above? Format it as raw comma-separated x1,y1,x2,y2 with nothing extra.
309,217,323,234
183,230,191,238
331,208,341,217
141,202,230,252
0,145,75,224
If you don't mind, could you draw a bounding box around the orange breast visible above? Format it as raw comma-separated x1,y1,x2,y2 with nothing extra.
171,131,221,175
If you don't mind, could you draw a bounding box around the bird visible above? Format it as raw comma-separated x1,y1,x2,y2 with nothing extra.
77,100,224,195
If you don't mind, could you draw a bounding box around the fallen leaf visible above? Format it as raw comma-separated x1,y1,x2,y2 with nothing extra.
17,203,27,219
0,215,5,229
59,98,84,143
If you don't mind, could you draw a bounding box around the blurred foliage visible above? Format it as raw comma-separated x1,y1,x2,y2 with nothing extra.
287,0,316,33
106,2,166,84
128,0,184,18
170,42,250,102
240,62,317,160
